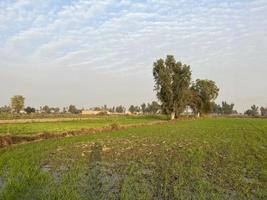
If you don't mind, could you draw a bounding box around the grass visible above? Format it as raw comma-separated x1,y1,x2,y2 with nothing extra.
0,115,166,136
0,117,266,199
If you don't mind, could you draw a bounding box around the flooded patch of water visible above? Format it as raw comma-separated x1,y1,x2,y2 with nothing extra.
41,163,67,183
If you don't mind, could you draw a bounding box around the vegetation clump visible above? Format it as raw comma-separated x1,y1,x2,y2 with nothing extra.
153,55,219,119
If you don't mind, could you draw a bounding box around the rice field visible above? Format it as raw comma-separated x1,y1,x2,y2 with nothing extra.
0,117,266,200
0,115,166,136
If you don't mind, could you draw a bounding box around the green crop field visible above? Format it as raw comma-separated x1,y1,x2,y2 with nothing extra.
0,115,166,136
0,117,266,200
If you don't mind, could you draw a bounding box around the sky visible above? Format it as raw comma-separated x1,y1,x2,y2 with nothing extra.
0,0,267,112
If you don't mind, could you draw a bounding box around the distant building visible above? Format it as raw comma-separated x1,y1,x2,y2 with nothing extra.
181,106,194,116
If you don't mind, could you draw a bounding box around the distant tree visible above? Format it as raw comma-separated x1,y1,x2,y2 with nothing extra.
11,95,25,113
108,106,115,113
24,106,36,114
0,105,11,113
141,103,146,113
94,107,101,111
244,110,251,116
211,101,236,115
54,107,60,113
260,107,267,116
153,55,191,119
244,105,259,116
115,105,125,113
146,101,161,114
68,105,79,114
128,105,135,113
128,105,140,113
221,101,235,114
190,79,219,115
41,105,50,113
211,102,222,114
103,105,107,110
62,107,67,113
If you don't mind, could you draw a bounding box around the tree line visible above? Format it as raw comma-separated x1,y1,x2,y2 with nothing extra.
1,55,266,118
0,95,162,115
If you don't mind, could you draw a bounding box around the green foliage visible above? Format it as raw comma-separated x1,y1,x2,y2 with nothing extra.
24,106,36,114
153,55,192,117
260,107,267,116
68,105,79,114
40,105,61,114
0,118,266,199
41,105,50,113
244,105,259,116
211,101,236,115
145,101,161,114
190,79,219,114
10,95,25,113
221,101,235,114
0,106,11,113
115,105,125,113
128,105,140,113
211,102,221,114
141,103,146,113
153,55,219,118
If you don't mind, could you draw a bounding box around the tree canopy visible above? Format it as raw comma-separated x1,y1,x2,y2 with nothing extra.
153,55,219,118
244,105,259,116
190,79,219,114
68,105,79,114
211,101,236,115
153,55,192,118
260,107,267,116
11,95,25,113
128,105,140,113
24,106,36,114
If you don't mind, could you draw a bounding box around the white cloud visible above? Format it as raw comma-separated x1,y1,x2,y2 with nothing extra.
0,0,266,110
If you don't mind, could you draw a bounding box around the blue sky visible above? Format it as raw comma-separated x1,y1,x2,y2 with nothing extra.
0,0,267,112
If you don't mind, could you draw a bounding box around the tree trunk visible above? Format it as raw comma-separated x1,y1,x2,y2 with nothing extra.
170,112,175,120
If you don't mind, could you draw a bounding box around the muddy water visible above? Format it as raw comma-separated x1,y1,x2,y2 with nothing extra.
41,163,68,184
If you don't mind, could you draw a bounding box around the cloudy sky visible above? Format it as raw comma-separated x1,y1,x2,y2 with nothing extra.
0,0,266,112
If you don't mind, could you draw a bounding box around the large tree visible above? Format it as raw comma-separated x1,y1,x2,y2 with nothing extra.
11,95,25,113
153,55,191,119
190,79,219,115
